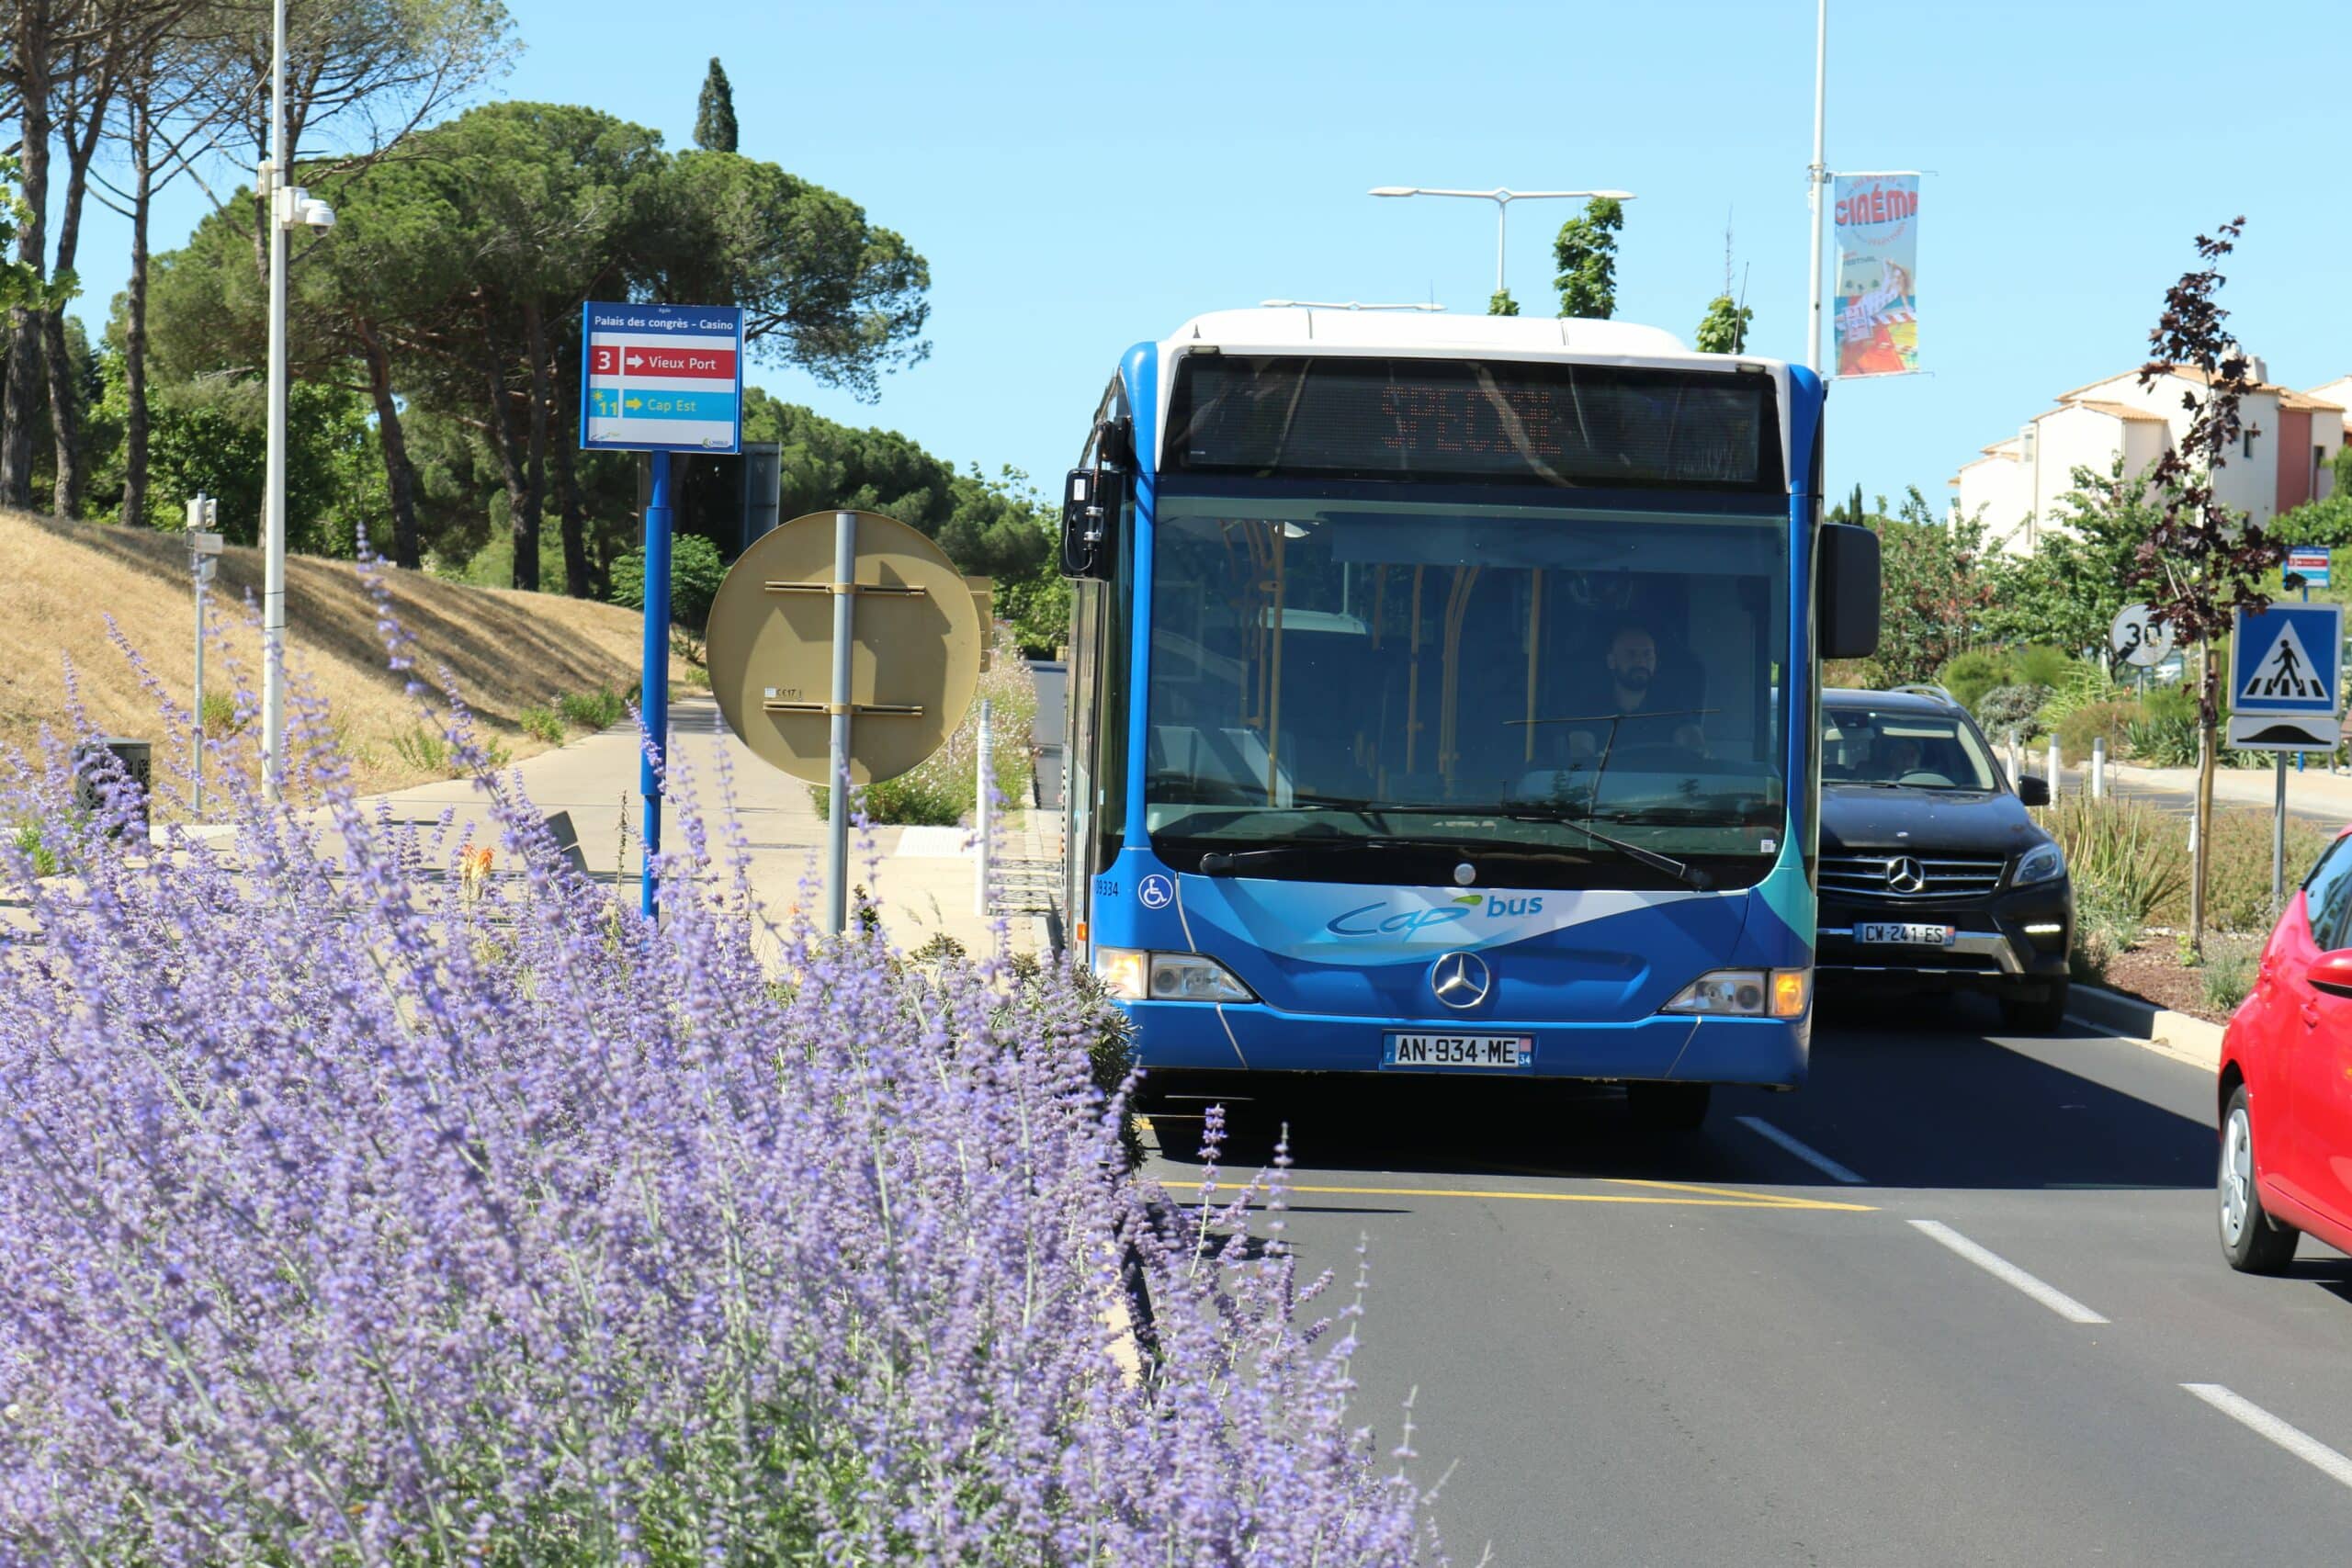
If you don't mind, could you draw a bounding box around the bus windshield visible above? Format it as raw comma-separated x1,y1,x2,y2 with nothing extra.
1144,480,1791,888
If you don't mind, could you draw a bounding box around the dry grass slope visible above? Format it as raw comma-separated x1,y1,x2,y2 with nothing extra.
0,508,664,795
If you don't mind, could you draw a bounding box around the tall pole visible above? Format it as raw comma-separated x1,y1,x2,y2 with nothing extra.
826,509,857,933
1805,0,1828,373
260,0,288,796
639,452,673,919
1495,198,1508,298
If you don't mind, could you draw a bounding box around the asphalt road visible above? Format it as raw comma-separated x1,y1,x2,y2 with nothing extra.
1141,999,2352,1565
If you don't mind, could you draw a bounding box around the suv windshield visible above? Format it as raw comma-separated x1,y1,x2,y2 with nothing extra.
1143,479,1792,887
1823,703,2001,791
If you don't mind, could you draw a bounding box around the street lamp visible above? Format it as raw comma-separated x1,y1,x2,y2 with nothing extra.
1370,186,1637,300
259,0,335,798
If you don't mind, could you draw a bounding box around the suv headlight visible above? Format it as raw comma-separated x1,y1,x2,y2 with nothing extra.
1663,967,1809,1018
1093,947,1255,1003
2013,841,2066,886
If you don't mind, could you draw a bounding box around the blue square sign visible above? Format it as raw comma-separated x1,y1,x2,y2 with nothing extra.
2232,604,2343,716
580,301,743,454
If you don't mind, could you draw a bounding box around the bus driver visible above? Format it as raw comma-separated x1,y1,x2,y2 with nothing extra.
1565,623,1705,761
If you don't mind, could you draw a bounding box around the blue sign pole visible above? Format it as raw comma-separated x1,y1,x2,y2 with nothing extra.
640,450,673,919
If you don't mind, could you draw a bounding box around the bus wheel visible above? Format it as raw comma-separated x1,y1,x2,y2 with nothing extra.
1627,1081,1712,1132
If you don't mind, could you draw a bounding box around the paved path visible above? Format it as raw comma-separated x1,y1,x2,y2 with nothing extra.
1143,1005,2352,1563
368,695,1052,956
2102,759,2352,829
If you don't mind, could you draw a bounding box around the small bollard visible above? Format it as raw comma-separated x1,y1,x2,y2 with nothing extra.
2046,734,2062,798
2090,736,2107,800
72,737,153,839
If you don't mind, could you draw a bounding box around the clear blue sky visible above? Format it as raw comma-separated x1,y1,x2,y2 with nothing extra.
65,0,2352,517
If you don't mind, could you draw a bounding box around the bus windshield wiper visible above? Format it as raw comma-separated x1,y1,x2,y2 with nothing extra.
1498,810,1713,890
1196,836,1424,875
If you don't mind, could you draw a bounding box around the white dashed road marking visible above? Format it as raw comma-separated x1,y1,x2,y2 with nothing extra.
2182,1384,2352,1493
1907,1220,2109,1324
1735,1115,1867,1184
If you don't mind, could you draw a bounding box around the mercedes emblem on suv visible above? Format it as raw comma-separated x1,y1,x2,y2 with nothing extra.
1884,855,1926,895
1430,951,1492,1010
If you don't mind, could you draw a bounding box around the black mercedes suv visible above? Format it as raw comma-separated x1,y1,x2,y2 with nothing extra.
1815,687,2075,1032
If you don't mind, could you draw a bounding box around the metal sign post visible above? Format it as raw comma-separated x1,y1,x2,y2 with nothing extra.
579,301,744,921
826,509,856,933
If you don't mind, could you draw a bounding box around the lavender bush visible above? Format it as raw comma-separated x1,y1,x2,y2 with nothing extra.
0,630,1440,1562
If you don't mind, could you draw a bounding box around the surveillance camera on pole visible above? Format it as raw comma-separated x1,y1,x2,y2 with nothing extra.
272,184,335,233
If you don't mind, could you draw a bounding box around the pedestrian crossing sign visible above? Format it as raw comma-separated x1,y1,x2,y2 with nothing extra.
2231,604,2343,716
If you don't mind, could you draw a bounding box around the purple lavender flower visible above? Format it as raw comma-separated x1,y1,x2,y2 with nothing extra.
0,621,1443,1563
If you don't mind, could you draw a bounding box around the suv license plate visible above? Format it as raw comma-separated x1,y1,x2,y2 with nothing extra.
1384,1033,1533,1070
1856,921,1956,946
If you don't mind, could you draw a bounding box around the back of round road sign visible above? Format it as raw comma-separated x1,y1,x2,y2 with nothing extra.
706,510,983,787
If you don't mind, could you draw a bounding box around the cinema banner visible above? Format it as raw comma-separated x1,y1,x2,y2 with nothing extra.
1832,173,1920,378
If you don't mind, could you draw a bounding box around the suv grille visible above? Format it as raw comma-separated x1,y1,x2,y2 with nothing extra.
1819,853,2007,900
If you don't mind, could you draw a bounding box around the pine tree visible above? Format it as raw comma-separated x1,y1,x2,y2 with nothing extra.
695,58,738,153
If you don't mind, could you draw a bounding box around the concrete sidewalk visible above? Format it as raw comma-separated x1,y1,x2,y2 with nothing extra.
367,695,1055,956
2103,757,2352,825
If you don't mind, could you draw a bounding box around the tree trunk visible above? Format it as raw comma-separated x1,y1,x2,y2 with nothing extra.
549,348,591,598
1,15,52,511
480,352,535,592
40,309,82,519
122,92,154,531
521,299,550,592
354,320,420,568
2191,643,2216,960
44,62,109,521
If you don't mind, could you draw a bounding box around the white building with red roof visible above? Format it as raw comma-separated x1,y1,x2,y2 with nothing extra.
1951,361,2346,554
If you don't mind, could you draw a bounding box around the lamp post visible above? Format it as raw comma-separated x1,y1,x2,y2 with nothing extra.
259,0,334,797
1370,186,1636,302
1804,0,1829,372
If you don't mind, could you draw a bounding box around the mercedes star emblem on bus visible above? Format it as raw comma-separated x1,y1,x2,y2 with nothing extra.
1430,951,1492,1010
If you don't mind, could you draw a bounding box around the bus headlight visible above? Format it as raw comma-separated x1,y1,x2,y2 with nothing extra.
1093,948,1256,1004
1149,953,1255,1003
1094,947,1149,1000
1664,967,1809,1019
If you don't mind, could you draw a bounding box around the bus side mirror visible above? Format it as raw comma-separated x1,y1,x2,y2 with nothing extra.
1818,522,1881,660
1061,468,1119,581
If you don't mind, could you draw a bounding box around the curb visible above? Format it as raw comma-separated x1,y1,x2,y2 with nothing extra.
2066,982,2224,1071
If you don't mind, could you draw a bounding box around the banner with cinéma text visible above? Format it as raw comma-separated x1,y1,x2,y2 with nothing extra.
1832,173,1920,378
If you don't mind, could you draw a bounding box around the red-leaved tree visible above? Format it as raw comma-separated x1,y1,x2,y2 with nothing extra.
2132,217,2284,953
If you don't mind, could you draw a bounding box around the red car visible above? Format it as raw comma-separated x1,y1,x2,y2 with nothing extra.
2217,827,2352,1272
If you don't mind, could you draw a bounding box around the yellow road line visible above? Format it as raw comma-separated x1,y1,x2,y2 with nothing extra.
1172,1179,1873,1213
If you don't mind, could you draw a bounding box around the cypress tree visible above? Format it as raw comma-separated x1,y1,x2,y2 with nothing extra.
695,58,738,152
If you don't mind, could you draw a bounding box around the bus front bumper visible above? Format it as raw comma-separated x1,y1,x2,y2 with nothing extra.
1123,1001,1809,1087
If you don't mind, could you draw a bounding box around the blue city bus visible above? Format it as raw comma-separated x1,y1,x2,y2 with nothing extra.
1057,309,1879,1127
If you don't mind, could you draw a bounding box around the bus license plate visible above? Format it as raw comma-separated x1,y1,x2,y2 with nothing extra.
1856,922,1956,947
1384,1033,1533,1070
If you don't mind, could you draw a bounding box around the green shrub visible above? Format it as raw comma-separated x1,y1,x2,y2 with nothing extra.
2141,683,2196,724
1939,649,2012,714
2125,710,2199,766
2055,700,2143,767
198,689,243,737
2070,885,2144,982
812,772,966,828
2010,644,2076,690
2201,949,2256,1016
2183,809,2333,933
810,629,1038,826
558,687,627,732
1824,657,1890,691
1975,682,2050,745
520,706,566,745
390,727,452,776
2039,795,2188,926
609,533,729,635
9,821,59,879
